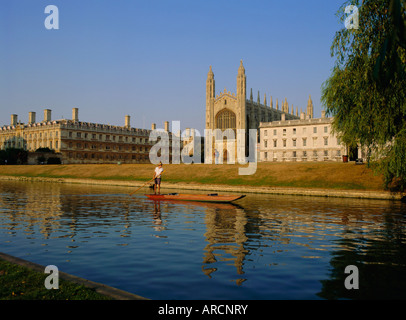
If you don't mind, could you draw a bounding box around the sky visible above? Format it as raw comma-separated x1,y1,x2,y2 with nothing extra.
0,0,348,134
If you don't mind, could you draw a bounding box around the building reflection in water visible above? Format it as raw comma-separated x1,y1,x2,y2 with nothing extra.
1,181,406,299
0,181,64,239
146,199,252,283
196,193,406,294
201,203,248,283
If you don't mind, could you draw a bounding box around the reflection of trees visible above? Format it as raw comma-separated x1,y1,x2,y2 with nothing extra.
200,195,406,297
2,181,406,298
318,214,406,300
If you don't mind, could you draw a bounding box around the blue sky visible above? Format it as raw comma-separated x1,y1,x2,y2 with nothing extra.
0,0,347,134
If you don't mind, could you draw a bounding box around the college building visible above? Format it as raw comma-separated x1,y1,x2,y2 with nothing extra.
205,61,315,162
1,61,363,165
204,61,365,164
258,110,365,162
0,108,172,164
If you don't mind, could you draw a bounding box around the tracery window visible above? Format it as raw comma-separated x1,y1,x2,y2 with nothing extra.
216,109,236,132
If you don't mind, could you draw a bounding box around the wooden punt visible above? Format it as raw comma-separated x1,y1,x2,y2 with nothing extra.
145,193,245,203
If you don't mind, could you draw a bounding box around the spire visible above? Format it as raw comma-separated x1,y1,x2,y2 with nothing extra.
270,96,273,108
264,93,267,107
206,65,215,99
250,88,253,101
238,59,245,74
257,91,260,104
307,94,314,119
207,65,214,78
237,60,246,99
284,98,288,113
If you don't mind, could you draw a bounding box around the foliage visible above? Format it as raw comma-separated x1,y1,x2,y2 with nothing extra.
37,155,46,164
322,0,406,191
35,147,54,153
47,157,62,164
0,148,28,165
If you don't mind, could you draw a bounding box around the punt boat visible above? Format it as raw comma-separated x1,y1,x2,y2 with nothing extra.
145,193,245,203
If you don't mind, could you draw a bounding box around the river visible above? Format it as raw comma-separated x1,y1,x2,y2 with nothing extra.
0,180,405,300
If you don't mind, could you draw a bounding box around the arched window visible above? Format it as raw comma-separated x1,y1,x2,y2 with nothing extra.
216,109,236,132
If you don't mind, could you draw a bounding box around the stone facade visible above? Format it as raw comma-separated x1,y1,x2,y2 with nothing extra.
205,61,315,162
259,113,348,162
0,108,162,164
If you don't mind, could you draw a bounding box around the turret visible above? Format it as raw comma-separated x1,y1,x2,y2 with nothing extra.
237,60,246,99
237,60,246,130
283,98,289,114
307,95,314,119
206,66,215,130
206,66,215,99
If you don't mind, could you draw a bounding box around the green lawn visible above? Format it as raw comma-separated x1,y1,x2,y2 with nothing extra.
0,162,387,191
0,259,111,300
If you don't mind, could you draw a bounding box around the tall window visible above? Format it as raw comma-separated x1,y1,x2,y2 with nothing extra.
216,109,236,133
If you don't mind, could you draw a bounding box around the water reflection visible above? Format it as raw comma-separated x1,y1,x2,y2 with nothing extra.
0,180,405,299
202,203,248,281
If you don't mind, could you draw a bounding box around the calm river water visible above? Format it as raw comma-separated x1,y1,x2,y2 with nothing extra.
0,180,405,300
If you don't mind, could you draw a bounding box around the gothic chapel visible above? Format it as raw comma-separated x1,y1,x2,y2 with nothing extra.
205,60,312,160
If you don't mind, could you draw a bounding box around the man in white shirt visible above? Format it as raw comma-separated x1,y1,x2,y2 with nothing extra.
153,162,164,194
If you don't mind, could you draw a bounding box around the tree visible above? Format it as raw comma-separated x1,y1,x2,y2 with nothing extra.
322,0,406,191
0,148,28,165
35,147,54,153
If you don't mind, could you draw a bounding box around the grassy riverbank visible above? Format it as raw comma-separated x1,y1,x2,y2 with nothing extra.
0,162,386,191
0,259,111,300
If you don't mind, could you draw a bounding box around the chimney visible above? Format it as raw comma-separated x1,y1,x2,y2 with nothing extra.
151,123,156,130
11,114,18,126
164,121,169,132
44,109,52,122
29,112,36,124
281,113,286,122
72,108,79,122
125,115,131,128
300,112,305,120
321,110,326,118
